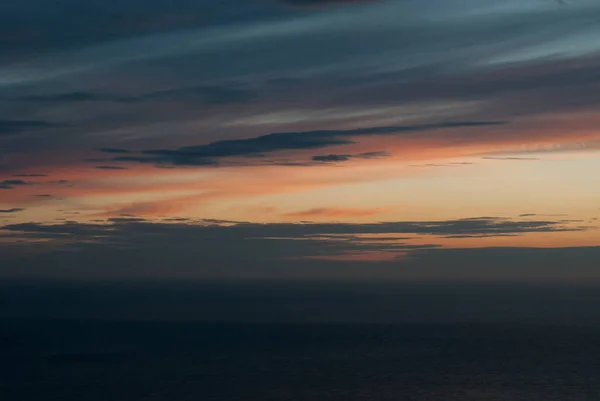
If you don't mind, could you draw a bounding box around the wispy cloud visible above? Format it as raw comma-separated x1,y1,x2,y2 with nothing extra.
14,85,255,105
97,201,189,218
107,122,502,167
0,180,33,189
0,208,24,213
2,216,589,245
482,156,541,161
281,0,378,8
99,148,132,154
95,166,128,170
283,206,394,218
0,120,56,136
0,216,594,278
312,151,389,163
13,173,48,177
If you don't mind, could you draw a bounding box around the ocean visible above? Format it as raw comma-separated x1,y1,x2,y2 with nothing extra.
2,281,600,400
2,320,600,400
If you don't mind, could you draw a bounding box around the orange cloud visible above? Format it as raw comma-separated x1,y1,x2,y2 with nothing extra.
301,251,402,262
284,206,397,219
3,110,600,227
96,200,188,217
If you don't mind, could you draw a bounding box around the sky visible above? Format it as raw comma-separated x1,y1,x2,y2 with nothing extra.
1,0,600,281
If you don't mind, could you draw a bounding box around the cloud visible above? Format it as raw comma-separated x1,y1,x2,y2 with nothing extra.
113,155,217,166
482,156,541,161
0,216,595,279
13,173,48,177
14,85,255,105
409,160,478,168
2,2,600,165
3,0,600,96
0,0,290,64
95,166,128,170
312,154,352,162
99,201,187,217
112,121,502,167
0,208,24,213
15,92,131,103
0,120,55,136
134,85,256,104
1,216,588,248
107,217,148,223
283,206,392,218
0,180,33,189
358,151,389,159
99,148,132,154
312,151,389,162
281,0,377,8
52,180,69,184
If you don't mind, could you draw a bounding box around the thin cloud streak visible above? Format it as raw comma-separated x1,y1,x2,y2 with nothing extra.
283,206,396,218
0,216,597,279
0,208,25,213
107,122,503,167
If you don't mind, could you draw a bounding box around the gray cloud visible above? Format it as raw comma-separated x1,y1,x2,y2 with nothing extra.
281,0,377,8
99,148,132,154
312,154,352,162
0,179,33,189
1,1,600,163
4,0,599,90
482,156,541,161
8,51,599,161
112,121,501,166
15,92,131,103
107,217,148,223
15,85,255,105
0,120,55,136
312,151,389,162
112,155,217,166
0,0,291,63
0,216,594,279
95,165,128,170
134,85,255,104
1,216,588,252
0,208,24,213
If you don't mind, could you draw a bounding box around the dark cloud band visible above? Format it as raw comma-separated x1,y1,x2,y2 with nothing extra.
106,121,502,167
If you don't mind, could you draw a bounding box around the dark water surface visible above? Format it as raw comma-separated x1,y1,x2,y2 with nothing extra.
2,320,600,400
3,281,600,400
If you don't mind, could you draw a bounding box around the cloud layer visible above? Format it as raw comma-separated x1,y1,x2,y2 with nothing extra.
0,216,596,279
1,0,600,281
101,121,501,167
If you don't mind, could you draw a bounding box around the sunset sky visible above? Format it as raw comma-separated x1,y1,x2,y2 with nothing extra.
1,0,600,280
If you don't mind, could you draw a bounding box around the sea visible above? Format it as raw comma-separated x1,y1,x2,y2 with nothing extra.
2,281,600,400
